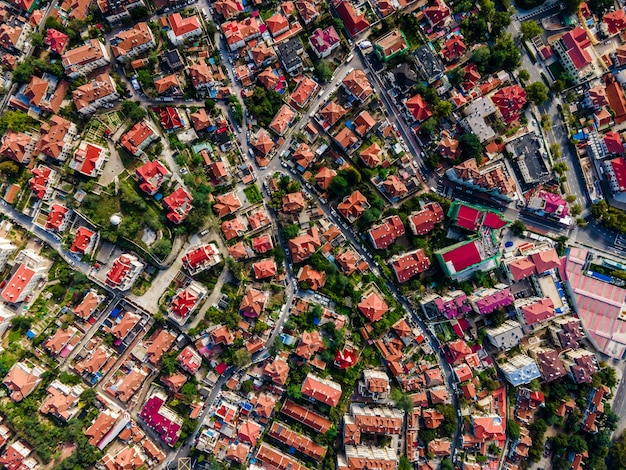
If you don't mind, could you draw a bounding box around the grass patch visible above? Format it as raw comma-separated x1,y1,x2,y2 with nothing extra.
548,61,565,80
244,184,262,204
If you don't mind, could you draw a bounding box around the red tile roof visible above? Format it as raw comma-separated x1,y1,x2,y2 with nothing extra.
301,373,342,406
45,204,68,231
391,249,430,283
368,215,404,250
139,394,181,446
162,187,193,224
358,291,389,322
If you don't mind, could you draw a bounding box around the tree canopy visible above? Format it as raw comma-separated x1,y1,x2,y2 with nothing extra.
525,81,549,105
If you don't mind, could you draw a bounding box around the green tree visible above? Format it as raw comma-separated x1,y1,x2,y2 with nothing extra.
551,143,563,160
518,69,530,82
588,0,614,14
240,380,254,394
420,117,437,135
399,457,412,470
521,20,542,40
280,224,300,239
441,458,454,470
29,31,44,48
391,387,414,413
152,238,172,259
511,220,526,235
459,133,482,160
314,60,333,83
525,81,549,105
232,348,251,367
329,175,350,197
433,101,453,121
541,114,552,130
507,419,521,440
0,161,19,176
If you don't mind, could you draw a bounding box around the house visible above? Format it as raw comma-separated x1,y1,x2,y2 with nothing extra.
58,0,93,22
604,9,626,35
297,265,325,290
140,392,182,446
391,249,431,283
0,239,16,274
423,0,451,28
45,204,70,232
335,0,370,35
252,235,273,253
252,128,275,155
145,330,176,365
552,26,594,84
169,282,206,324
73,346,111,377
338,190,370,222
269,422,326,460
518,297,555,326
213,0,243,19
295,0,320,23
360,143,383,167
85,409,119,448
182,243,221,275
353,111,376,137
382,175,408,199
188,59,215,91
112,368,148,402
270,104,296,136
264,356,290,385
73,291,104,320
295,330,325,360
338,446,397,470
39,380,84,421
405,94,432,123
111,311,140,340
249,42,277,67
604,75,626,125
168,13,202,45
1,255,46,304
72,73,119,115
292,143,315,170
316,167,336,190
408,202,444,235
441,35,466,62
0,441,36,470
266,12,290,37
45,28,68,54
36,115,76,161
3,362,43,401
102,447,146,469
162,187,193,223
0,130,35,164
10,75,69,115
239,288,267,317
155,74,182,96
550,316,585,350
319,100,347,127
288,227,321,262
213,192,242,217
106,254,145,291
253,258,277,279
238,420,262,447
533,348,567,383
282,192,305,213
342,69,373,102
358,369,390,400
178,346,202,374
563,349,598,384
358,291,389,322
606,157,626,192
191,109,212,133
110,22,155,61
435,238,500,281
374,29,409,62
500,355,541,386
159,107,185,132
472,414,506,440
222,17,261,50
70,141,108,177
301,373,342,406
468,284,514,314
368,215,405,250
437,130,460,159
486,320,523,350
256,443,307,470
62,39,110,78
221,219,247,240
309,26,340,58
491,85,527,124
121,120,159,156
96,0,146,22
0,24,29,52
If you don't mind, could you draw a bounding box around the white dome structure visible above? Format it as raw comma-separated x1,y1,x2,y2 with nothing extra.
110,214,122,226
